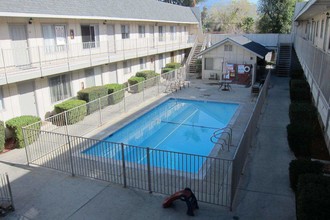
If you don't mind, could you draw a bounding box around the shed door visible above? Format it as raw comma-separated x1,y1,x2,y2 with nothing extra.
9,25,30,67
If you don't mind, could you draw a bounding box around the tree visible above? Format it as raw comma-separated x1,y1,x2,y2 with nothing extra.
203,0,257,33
257,0,303,33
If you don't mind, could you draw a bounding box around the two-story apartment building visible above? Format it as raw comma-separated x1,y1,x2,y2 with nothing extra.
293,0,330,149
0,0,200,121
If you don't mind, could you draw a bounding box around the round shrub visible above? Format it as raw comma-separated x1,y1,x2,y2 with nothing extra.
290,87,311,103
165,62,181,69
104,83,125,105
0,121,5,152
161,68,174,74
289,102,317,124
128,77,145,93
77,86,108,114
287,123,313,157
6,115,41,148
55,99,87,125
289,159,323,191
296,174,330,220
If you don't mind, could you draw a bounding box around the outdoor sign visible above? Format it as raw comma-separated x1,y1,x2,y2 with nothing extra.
55,25,66,45
226,63,235,77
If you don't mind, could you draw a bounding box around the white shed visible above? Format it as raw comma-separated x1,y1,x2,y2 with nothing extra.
198,36,271,85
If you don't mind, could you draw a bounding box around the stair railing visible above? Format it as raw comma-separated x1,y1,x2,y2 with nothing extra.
184,37,199,74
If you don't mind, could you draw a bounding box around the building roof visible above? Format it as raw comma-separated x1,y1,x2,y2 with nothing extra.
199,36,270,59
0,0,199,24
294,0,329,21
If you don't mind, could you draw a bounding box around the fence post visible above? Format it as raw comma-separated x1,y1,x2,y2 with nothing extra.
123,93,126,112
64,111,69,135
22,127,30,166
146,147,152,193
121,143,127,188
158,75,160,95
143,81,145,101
5,173,15,210
98,98,103,126
67,135,75,177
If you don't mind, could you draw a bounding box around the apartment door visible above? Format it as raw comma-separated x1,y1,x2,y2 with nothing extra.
107,25,116,52
109,63,118,83
85,68,95,87
9,25,30,68
18,81,38,116
149,25,155,47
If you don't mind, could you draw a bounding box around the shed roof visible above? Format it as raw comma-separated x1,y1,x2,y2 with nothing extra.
199,36,270,58
0,0,199,24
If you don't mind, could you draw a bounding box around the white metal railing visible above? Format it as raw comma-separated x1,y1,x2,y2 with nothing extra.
0,173,15,216
0,35,196,85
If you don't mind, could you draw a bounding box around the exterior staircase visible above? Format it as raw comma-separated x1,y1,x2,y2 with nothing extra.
187,43,203,79
277,43,292,76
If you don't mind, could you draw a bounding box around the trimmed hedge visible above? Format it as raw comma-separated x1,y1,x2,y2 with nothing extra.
296,174,330,220
165,62,181,69
128,77,145,93
290,79,309,90
290,70,304,79
0,121,5,152
287,123,313,157
136,70,159,88
161,68,175,74
104,83,125,105
290,87,311,103
289,159,323,191
77,86,108,114
289,103,317,124
54,99,87,125
6,115,41,148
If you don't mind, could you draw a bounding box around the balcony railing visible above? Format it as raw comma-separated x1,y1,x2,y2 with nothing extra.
0,35,196,85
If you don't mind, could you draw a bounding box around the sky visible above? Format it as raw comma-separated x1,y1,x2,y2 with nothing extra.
199,0,259,8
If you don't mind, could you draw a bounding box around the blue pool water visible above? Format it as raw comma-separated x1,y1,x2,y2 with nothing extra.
83,98,238,172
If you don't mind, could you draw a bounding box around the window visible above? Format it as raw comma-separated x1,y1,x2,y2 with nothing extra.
316,21,319,37
138,25,145,38
170,26,176,40
321,20,324,38
42,24,67,53
159,54,164,69
121,25,130,39
85,68,95,87
305,22,308,34
81,24,99,49
49,74,72,103
0,87,4,110
204,58,213,70
123,60,131,74
139,57,146,70
224,44,233,51
158,26,164,42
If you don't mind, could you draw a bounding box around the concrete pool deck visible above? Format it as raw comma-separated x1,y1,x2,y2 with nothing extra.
0,75,295,219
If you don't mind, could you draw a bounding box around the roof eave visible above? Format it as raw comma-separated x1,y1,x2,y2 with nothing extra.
0,12,199,24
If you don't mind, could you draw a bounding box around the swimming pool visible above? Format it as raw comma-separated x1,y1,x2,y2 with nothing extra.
83,98,238,172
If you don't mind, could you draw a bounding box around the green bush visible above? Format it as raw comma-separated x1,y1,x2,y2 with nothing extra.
296,174,330,220
289,159,323,191
161,68,174,74
136,70,160,88
290,79,309,90
165,62,181,69
6,115,41,148
128,77,145,93
290,87,311,103
0,121,5,152
54,99,87,125
287,123,313,157
104,83,125,105
77,86,108,114
290,70,304,79
289,103,317,124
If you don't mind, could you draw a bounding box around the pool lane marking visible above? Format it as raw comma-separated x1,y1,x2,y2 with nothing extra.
160,121,218,130
137,108,199,163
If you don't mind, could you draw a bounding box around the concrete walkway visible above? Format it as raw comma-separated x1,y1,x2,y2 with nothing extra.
1,75,296,219
233,75,296,219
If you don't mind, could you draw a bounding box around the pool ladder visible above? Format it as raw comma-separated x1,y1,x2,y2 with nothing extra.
210,127,232,151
